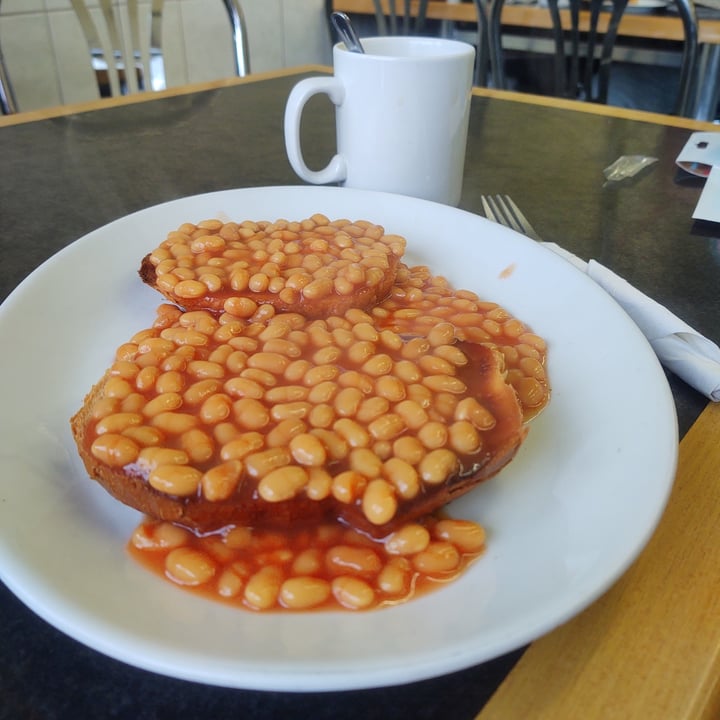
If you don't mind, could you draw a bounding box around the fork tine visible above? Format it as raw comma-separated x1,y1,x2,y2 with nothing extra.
481,194,542,242
502,195,542,242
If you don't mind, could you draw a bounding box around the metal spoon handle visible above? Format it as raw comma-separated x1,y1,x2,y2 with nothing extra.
331,12,365,54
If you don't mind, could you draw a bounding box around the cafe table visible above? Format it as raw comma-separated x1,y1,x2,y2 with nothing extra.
1,66,719,719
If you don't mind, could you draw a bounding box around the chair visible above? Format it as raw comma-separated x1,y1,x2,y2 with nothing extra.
0,38,16,115
486,0,699,116
0,0,16,114
371,0,430,35
370,0,492,87
70,0,250,99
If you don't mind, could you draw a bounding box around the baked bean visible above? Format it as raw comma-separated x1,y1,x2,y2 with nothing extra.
232,398,270,430
245,447,291,479
417,421,448,450
361,353,393,377
289,433,327,466
303,364,340,386
103,377,133,399
401,337,430,360
412,541,460,575
131,521,191,550
244,566,283,610
385,523,430,556
155,370,185,394
422,375,467,394
305,467,332,500
382,458,420,499
160,326,209,346
433,344,468,367
406,383,432,408
180,428,215,463
220,431,264,461
393,399,428,430
138,446,189,469
379,329,403,351
310,429,348,461
331,470,367,504
224,296,258,318
513,376,546,407
349,447,383,478
427,322,455,347
95,412,143,435
362,478,397,525
334,418,370,448
377,557,412,596
142,392,183,418
374,375,406,402
266,417,307,448
270,401,311,422
151,411,198,435
225,350,248,374
355,396,390,423
433,519,486,553
326,545,382,577
187,360,225,379
90,433,139,466
418,355,455,376
337,370,374,394
419,448,459,484
258,465,308,501
264,385,309,404
279,577,331,609
184,378,222,405
368,413,405,441
292,548,323,575
223,377,264,399
352,322,379,343
448,421,482,454
217,568,244,598
347,341,376,365
307,380,338,404
454,397,496,430
332,576,375,610
122,425,165,447
308,403,335,428
313,345,342,365
110,360,139,380
392,436,426,465
165,547,216,585
148,464,202,496
202,460,242,501
333,386,363,417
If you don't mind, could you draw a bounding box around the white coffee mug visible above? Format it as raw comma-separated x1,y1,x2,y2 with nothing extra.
284,37,475,206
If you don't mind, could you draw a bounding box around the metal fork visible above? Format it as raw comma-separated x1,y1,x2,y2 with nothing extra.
481,195,542,242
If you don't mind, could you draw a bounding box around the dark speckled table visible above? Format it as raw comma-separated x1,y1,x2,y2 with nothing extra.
0,68,717,720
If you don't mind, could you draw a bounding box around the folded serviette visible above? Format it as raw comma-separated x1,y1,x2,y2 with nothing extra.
543,242,720,402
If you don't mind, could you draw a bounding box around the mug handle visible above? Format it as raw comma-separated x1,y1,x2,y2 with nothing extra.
284,77,347,185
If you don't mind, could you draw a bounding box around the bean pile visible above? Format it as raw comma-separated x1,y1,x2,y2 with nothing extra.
86,297,527,533
73,214,551,613
130,514,487,611
141,215,406,317
372,265,550,420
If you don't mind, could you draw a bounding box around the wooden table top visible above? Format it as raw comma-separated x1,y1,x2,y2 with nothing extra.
1,67,719,720
334,0,720,44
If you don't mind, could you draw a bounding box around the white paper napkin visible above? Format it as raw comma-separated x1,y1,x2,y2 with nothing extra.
543,242,720,401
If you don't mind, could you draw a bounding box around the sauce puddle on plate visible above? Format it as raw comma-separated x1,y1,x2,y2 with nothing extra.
129,513,486,612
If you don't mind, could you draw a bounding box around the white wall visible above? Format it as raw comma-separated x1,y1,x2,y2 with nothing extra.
0,0,333,111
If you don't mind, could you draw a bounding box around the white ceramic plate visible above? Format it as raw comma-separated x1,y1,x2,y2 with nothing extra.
0,186,677,691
